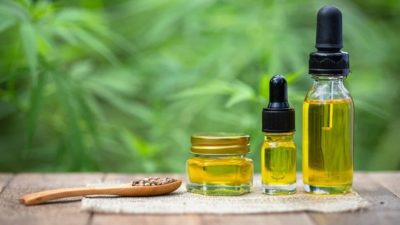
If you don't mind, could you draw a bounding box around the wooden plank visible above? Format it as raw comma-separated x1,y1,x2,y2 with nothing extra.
0,173,13,193
92,214,202,225
309,172,400,225
92,213,315,225
91,208,315,225
310,210,400,225
354,172,400,210
0,172,397,225
368,172,400,199
0,173,103,225
201,213,315,225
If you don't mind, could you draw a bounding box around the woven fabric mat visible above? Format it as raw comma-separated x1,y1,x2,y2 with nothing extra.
81,176,370,214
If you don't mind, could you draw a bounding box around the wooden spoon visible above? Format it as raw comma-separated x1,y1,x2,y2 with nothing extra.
20,179,182,206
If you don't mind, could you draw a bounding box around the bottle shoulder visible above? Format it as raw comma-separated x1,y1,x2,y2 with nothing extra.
305,78,353,101
305,89,353,101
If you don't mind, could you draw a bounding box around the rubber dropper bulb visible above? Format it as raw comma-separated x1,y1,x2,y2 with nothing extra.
268,75,289,109
309,5,349,75
316,5,343,51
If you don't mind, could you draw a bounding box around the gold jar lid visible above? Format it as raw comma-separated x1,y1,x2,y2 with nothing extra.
191,133,250,155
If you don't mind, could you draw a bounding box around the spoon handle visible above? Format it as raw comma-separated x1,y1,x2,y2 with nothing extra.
20,180,182,205
20,186,117,205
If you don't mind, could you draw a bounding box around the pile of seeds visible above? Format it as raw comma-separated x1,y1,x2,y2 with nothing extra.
132,177,177,186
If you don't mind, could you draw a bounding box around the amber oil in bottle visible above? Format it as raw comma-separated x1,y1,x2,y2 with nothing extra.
186,133,253,196
303,98,354,194
303,6,354,194
261,75,296,195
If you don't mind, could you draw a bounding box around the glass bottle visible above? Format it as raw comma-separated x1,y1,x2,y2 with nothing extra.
302,75,354,194
261,75,296,195
261,132,296,195
303,6,354,194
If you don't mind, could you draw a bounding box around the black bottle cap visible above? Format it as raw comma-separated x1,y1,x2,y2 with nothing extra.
309,5,350,75
262,75,295,133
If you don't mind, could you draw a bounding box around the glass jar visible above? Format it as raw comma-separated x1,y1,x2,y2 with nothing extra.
302,75,354,194
186,133,253,196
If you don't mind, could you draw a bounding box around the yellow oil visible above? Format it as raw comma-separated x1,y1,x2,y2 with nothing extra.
187,156,253,185
302,98,353,193
261,137,296,185
261,134,296,194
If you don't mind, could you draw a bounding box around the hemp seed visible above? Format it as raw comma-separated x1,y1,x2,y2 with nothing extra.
132,177,177,186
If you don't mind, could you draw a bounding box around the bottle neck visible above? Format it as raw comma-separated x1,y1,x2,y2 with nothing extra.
312,75,345,86
263,132,294,142
306,75,351,101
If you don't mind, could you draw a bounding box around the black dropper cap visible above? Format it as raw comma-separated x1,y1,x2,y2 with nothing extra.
262,75,295,133
309,6,350,75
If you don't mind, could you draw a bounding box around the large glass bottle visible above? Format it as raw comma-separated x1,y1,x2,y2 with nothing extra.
302,75,354,194
303,6,354,194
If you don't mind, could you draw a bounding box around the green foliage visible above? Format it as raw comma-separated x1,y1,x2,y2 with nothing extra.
0,0,399,172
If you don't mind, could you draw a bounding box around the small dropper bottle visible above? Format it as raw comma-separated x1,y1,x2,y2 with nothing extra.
261,75,296,195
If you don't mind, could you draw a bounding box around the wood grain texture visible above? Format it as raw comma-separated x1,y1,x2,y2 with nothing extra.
0,172,399,225
91,213,315,225
353,172,400,210
310,210,400,225
92,214,203,225
369,172,400,198
200,213,315,225
0,173,13,193
0,173,103,225
309,172,400,225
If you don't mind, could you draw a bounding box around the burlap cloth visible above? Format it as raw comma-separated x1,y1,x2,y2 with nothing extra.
81,176,370,214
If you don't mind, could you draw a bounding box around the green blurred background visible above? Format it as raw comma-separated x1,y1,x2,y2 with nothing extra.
0,0,399,172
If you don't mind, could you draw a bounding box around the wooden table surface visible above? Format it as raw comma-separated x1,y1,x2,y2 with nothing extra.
0,172,399,225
